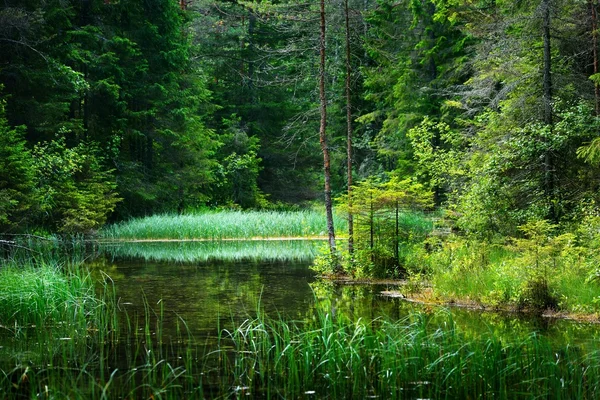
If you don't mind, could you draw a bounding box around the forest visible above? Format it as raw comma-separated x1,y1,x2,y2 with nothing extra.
1,0,597,225
4,0,600,305
4,0,600,398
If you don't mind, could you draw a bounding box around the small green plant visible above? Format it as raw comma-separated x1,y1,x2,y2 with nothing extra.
311,245,344,275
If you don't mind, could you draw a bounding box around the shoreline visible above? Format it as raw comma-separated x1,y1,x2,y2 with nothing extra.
321,274,600,324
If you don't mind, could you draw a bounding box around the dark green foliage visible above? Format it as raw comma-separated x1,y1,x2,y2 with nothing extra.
0,98,37,231
0,0,220,228
360,0,470,180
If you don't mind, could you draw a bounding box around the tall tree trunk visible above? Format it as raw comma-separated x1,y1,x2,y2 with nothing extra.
344,0,354,259
394,199,399,271
542,0,555,220
542,0,553,127
369,191,374,265
319,0,336,256
592,0,600,115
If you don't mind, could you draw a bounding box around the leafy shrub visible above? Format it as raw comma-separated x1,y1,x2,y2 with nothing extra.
32,134,121,233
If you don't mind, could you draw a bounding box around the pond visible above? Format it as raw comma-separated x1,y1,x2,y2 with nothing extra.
91,240,600,346
2,239,600,398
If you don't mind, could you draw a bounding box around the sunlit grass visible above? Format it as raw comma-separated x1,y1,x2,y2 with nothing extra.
0,261,99,337
101,210,348,240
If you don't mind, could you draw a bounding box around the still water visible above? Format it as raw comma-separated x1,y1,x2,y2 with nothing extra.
90,240,600,345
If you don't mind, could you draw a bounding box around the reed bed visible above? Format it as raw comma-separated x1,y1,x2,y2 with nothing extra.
1,243,599,399
0,261,107,338
101,210,348,240
3,292,600,399
219,311,600,399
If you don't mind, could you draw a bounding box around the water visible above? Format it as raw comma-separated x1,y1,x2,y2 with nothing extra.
2,240,600,398
89,240,600,345
90,256,318,337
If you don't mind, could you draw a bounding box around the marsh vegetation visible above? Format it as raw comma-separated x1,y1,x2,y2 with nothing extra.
1,230,600,399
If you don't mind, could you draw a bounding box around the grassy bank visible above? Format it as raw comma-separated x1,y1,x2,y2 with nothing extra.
406,219,600,315
101,210,348,241
0,259,114,338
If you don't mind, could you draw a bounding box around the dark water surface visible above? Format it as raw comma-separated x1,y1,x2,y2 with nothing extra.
88,240,600,346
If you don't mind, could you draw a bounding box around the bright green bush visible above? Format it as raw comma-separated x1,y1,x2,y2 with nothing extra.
32,134,121,234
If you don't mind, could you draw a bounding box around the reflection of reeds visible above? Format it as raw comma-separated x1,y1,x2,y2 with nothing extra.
100,210,348,240
101,239,322,262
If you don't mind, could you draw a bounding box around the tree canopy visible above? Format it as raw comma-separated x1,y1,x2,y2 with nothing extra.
1,0,600,241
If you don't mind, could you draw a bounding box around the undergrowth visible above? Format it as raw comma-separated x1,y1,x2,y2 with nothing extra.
414,218,600,314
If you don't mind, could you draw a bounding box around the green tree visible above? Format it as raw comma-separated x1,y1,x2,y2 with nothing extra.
0,97,37,231
359,0,470,185
32,133,121,233
445,0,600,234
336,176,433,277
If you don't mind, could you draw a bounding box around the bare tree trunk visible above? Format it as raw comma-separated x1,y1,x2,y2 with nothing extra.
319,0,337,256
344,0,354,259
542,0,553,127
542,0,555,221
592,0,600,114
394,199,399,271
369,191,374,265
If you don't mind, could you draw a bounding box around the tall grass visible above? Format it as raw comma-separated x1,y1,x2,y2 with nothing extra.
219,310,600,399
101,210,348,240
2,283,600,399
0,260,105,338
1,239,599,398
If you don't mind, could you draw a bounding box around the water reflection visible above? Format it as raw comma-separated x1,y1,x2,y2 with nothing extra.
89,256,317,337
88,241,600,346
99,239,321,263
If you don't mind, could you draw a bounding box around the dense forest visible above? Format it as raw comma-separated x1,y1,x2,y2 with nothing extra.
5,2,600,397
3,0,600,263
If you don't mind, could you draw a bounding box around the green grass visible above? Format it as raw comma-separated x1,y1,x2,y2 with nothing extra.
1,239,599,398
219,310,600,399
101,239,321,262
427,238,600,314
0,260,103,337
101,210,349,240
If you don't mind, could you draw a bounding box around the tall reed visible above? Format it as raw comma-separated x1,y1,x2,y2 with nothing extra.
2,288,600,399
101,210,348,240
218,309,600,399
